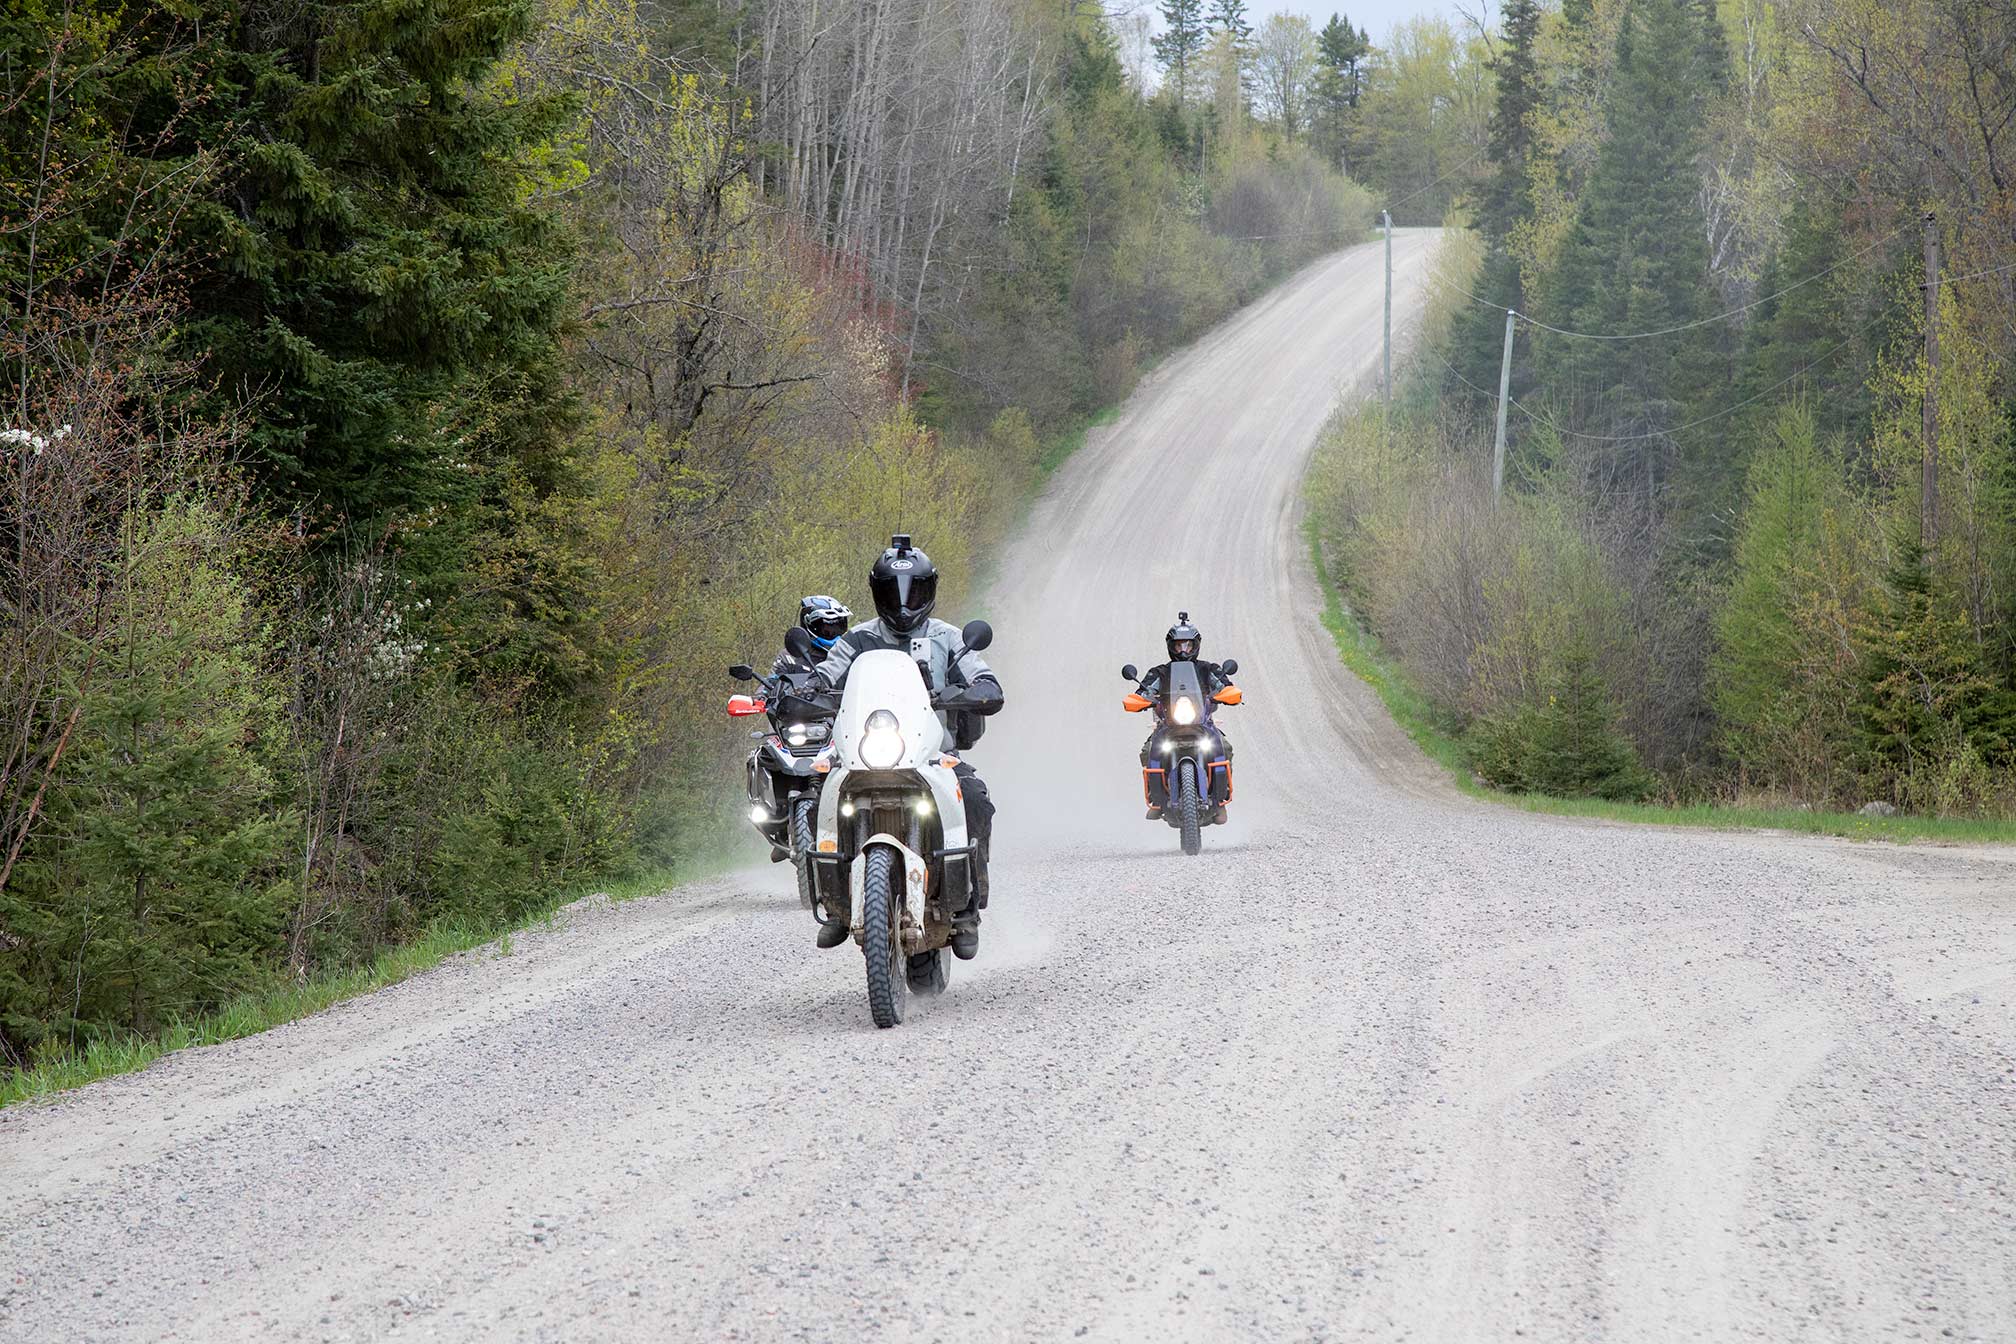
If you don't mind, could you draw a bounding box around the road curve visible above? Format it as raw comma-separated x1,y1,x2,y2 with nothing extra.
6,231,2015,1343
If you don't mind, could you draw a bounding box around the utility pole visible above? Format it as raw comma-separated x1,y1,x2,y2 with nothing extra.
1493,308,1515,500
1921,210,1940,550
1382,210,1393,410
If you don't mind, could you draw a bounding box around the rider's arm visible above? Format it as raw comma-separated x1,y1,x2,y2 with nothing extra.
950,644,1004,714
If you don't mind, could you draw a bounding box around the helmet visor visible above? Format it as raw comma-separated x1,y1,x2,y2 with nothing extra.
876,570,937,630
806,612,849,641
1171,638,1198,660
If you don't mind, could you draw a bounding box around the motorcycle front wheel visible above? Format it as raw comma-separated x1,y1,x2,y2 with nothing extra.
861,845,906,1028
790,796,817,910
1177,760,1202,857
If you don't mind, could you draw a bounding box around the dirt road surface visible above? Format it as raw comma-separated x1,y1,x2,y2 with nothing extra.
6,231,2014,1342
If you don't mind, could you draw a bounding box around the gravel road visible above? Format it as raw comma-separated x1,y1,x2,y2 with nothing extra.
5,231,2014,1343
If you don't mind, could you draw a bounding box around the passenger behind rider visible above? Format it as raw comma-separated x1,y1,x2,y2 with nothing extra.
776,595,851,676
814,536,1004,960
1135,613,1235,823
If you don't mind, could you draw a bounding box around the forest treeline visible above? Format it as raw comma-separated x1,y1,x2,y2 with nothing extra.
0,0,1377,1070
1310,0,2016,815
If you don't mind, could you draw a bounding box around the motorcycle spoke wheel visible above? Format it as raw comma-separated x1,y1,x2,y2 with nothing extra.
1178,761,1202,857
791,797,817,910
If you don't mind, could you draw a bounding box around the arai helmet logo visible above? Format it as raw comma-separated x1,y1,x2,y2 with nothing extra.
889,559,914,571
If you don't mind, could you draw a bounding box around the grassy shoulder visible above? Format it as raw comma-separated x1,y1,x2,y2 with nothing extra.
1307,520,2016,847
0,854,734,1110
1039,403,1124,477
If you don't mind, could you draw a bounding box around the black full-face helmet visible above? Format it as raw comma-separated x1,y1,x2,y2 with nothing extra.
1165,612,1202,662
869,535,938,634
799,595,852,649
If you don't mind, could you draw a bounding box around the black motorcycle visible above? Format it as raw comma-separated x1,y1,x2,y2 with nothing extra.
726,649,839,906
1122,656,1241,856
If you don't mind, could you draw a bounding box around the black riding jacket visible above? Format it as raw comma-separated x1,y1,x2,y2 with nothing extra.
1138,659,1234,707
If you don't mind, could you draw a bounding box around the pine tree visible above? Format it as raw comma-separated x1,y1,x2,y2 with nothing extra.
1478,0,1542,251
1738,201,1873,443
1470,650,1655,800
2,503,288,1051
1856,539,2016,810
1447,0,1542,411
1155,0,1210,103
1709,404,1870,800
1534,0,1729,499
172,0,577,529
1208,0,1254,42
1310,14,1370,171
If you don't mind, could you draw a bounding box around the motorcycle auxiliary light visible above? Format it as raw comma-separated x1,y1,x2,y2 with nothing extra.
859,709,905,769
915,798,933,816
748,804,770,825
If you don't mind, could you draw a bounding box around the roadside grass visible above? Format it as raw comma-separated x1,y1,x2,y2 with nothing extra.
1039,402,1124,477
0,857,731,1110
1306,519,2016,847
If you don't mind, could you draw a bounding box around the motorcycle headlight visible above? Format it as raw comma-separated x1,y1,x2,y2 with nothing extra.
785,722,828,745
859,709,904,768
1172,696,1199,726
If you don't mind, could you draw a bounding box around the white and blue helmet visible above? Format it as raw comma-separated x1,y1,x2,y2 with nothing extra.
799,595,852,649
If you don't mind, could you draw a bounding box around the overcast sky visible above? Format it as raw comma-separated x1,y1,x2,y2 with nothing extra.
1136,0,1490,47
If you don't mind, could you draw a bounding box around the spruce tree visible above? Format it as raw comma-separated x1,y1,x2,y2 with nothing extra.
1208,0,1254,41
1478,0,1542,250
3,504,288,1049
170,0,577,529
1447,0,1542,410
1155,0,1210,103
1310,14,1370,171
1534,0,1729,499
1738,201,1872,443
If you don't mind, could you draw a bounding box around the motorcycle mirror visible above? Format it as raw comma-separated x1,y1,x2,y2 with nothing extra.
960,619,993,653
783,627,818,660
1221,658,1239,676
1121,663,1139,681
728,663,756,681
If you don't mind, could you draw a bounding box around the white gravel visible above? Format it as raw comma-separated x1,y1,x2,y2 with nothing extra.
4,231,2013,1343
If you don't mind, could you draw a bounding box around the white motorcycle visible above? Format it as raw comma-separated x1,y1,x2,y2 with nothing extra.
798,620,993,1028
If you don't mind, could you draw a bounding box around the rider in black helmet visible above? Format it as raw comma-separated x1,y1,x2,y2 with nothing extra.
815,536,1004,959
775,595,851,675
1135,613,1236,822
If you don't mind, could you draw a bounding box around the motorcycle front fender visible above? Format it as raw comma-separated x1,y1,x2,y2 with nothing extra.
850,835,931,934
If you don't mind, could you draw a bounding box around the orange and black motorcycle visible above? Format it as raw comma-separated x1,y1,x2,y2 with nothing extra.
1121,655,1242,856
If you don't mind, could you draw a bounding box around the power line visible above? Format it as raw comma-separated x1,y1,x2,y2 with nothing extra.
1420,321,1867,444
1944,259,2016,285
1224,153,1488,243
1450,223,1910,341
1380,151,1486,216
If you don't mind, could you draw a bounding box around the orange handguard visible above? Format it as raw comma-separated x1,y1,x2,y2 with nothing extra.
1212,686,1243,705
1122,692,1153,713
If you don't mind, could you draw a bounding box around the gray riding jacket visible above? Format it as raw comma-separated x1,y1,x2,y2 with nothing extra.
817,617,1000,751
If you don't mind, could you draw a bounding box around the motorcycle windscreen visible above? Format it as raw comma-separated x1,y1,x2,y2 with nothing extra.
1164,660,1207,718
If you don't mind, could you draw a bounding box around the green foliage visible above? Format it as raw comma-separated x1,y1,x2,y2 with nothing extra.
1,498,290,1056
1470,650,1656,800
1155,0,1210,101
1535,0,1728,472
1709,404,1873,803
174,0,577,528
1855,543,2016,814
